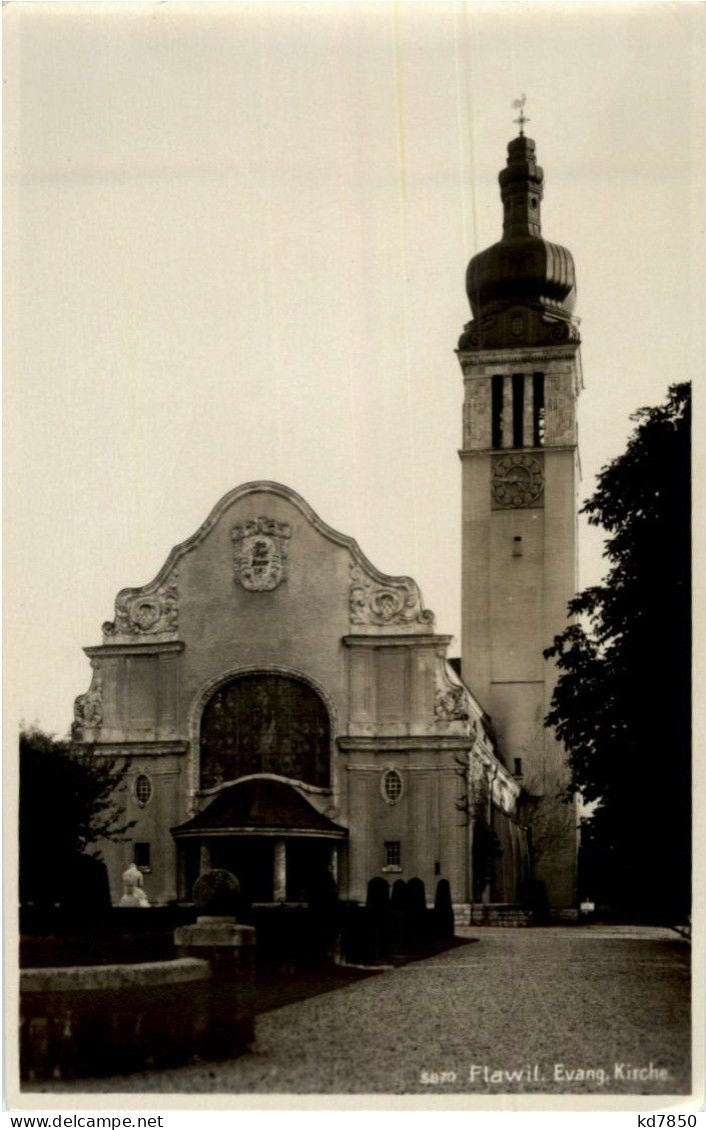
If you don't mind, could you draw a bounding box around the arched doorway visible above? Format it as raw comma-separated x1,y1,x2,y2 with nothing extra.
198,672,331,791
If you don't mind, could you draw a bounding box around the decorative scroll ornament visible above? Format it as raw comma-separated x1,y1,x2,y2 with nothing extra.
231,517,291,592
458,308,579,352
491,453,544,509
435,685,470,724
434,660,471,727
349,562,434,628
104,572,179,638
73,662,103,736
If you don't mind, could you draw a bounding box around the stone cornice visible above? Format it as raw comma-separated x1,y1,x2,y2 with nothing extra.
343,634,452,649
84,642,185,658
173,826,346,841
338,735,474,752
457,345,580,366
458,446,576,460
345,763,460,772
78,741,189,757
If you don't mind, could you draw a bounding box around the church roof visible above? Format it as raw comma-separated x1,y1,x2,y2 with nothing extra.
171,777,348,840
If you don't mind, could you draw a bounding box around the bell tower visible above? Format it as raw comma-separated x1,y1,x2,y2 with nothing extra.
457,131,581,910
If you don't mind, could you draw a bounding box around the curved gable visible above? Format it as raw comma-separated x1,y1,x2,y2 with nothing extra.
101,481,434,644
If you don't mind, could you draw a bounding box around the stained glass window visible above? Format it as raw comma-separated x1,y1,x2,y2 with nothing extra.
200,673,330,790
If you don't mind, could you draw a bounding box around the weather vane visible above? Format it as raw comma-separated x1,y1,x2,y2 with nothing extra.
512,94,530,136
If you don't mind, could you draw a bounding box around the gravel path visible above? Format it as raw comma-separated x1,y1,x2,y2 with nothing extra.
31,927,690,1096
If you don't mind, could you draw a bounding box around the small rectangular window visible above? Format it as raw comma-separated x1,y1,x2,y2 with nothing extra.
134,842,151,872
384,841,401,869
533,372,545,447
512,373,524,448
491,375,504,449
514,758,523,777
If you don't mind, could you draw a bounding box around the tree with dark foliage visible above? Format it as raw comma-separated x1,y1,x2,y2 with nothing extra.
544,383,691,920
19,727,132,909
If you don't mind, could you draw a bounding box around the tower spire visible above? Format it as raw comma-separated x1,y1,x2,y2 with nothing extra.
499,130,543,239
459,131,579,351
512,94,530,137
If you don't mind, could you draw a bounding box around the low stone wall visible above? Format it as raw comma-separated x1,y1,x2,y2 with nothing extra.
453,904,471,928
550,907,580,923
456,903,581,927
20,957,253,1083
21,956,207,993
466,904,533,927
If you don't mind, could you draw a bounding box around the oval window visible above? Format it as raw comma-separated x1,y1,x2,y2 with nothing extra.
134,773,152,807
382,769,403,805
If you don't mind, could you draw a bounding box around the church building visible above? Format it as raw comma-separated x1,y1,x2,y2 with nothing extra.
72,129,582,917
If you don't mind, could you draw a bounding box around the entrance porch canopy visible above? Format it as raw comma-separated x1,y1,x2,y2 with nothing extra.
171,777,347,841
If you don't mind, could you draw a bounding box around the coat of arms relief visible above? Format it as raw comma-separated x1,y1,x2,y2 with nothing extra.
231,517,291,591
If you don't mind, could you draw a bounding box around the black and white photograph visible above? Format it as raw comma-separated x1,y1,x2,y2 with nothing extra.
4,0,702,1112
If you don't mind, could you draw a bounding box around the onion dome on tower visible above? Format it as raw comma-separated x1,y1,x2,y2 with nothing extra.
458,131,580,352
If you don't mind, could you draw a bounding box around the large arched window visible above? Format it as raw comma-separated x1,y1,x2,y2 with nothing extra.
200,673,330,791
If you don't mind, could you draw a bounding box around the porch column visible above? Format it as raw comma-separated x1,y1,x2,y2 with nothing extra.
176,845,187,900
273,839,287,903
199,841,211,874
329,845,338,885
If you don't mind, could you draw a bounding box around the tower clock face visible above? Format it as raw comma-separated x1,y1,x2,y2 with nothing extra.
492,453,544,509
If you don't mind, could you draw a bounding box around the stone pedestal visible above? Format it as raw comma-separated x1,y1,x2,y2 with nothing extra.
173,907,256,1058
174,914,256,970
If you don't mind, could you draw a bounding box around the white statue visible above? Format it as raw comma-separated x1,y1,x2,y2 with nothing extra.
119,862,150,907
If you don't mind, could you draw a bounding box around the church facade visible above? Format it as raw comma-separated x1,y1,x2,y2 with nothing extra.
72,131,581,915
73,481,525,909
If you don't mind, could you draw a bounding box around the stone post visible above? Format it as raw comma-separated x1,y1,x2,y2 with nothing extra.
173,869,256,1058
174,869,256,967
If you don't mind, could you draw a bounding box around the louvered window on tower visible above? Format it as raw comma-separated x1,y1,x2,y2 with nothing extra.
491,375,504,449
512,374,524,447
533,372,545,446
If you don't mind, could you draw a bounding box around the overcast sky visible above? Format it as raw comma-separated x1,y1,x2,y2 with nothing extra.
5,1,704,735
